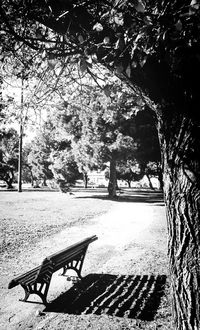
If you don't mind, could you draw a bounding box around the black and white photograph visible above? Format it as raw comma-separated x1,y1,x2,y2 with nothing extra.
0,1,199,329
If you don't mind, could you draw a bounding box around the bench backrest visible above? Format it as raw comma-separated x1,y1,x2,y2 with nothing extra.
36,235,98,280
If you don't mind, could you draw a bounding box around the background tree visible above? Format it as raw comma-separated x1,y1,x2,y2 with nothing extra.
26,123,55,187
26,118,81,190
58,81,141,197
133,108,162,189
50,150,81,191
0,128,18,188
116,159,144,188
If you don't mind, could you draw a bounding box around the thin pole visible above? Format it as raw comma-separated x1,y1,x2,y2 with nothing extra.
18,77,23,192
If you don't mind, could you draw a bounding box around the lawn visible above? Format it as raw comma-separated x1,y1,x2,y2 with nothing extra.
0,188,113,257
0,188,172,330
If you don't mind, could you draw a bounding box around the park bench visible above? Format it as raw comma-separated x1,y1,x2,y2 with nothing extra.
8,235,98,305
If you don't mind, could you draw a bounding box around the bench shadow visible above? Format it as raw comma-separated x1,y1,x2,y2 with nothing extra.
45,273,167,321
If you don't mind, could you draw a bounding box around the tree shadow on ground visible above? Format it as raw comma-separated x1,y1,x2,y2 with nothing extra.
45,273,167,321
75,190,164,205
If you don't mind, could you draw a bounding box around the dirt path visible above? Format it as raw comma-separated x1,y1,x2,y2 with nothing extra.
0,192,171,330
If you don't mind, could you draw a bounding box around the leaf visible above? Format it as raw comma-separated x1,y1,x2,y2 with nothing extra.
103,85,111,97
144,16,152,25
36,27,44,40
190,0,199,9
78,35,84,43
116,63,124,74
114,13,124,26
175,20,182,31
93,23,103,32
131,61,137,68
135,1,145,13
48,60,56,69
103,37,110,44
79,59,88,72
41,50,47,58
125,64,131,77
115,36,125,50
140,56,147,67
91,53,98,62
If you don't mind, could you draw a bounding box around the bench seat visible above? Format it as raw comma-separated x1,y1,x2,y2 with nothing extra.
8,235,98,305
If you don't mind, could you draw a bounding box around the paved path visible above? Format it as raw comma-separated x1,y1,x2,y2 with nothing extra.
0,194,167,330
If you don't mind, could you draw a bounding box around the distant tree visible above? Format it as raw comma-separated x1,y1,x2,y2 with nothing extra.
59,81,141,197
26,118,81,189
144,161,163,190
116,160,144,188
130,109,162,189
21,143,32,184
50,150,81,191
0,128,18,188
26,123,56,187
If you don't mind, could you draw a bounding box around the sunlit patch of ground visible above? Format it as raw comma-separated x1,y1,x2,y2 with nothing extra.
0,188,172,330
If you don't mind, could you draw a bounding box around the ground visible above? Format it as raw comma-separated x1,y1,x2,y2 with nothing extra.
0,188,172,329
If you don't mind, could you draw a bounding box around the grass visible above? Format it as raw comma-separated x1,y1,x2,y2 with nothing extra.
0,188,173,330
0,189,113,256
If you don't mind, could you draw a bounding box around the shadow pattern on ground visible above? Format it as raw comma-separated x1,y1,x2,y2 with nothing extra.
45,273,167,320
75,190,164,205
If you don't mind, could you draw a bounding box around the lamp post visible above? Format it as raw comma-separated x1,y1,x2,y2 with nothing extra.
18,76,23,192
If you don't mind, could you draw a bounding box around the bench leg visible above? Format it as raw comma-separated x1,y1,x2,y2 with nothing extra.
19,281,50,305
61,248,88,280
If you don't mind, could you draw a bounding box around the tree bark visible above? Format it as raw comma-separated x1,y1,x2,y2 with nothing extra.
146,173,154,190
157,165,164,191
82,171,88,188
127,180,131,188
157,114,200,330
6,177,14,189
108,156,117,197
42,178,47,186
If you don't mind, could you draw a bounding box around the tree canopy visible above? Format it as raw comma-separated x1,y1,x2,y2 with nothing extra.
1,1,200,117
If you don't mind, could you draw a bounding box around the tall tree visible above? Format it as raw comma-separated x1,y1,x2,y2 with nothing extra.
0,128,18,188
133,108,162,189
1,1,200,328
27,119,81,189
59,81,140,197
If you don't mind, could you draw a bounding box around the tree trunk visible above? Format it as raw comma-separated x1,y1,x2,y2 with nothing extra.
108,156,117,198
42,178,47,186
5,169,14,189
157,167,164,191
157,114,200,330
6,178,14,189
82,171,88,188
146,173,154,190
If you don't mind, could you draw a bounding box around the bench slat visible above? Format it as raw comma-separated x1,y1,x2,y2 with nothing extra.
53,251,83,272
50,244,86,264
48,235,97,260
8,235,98,304
8,265,41,289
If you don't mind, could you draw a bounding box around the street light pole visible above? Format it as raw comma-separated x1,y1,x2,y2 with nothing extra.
18,76,23,192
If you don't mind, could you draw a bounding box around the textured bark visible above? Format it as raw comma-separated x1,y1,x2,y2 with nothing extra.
158,114,200,330
82,172,88,188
